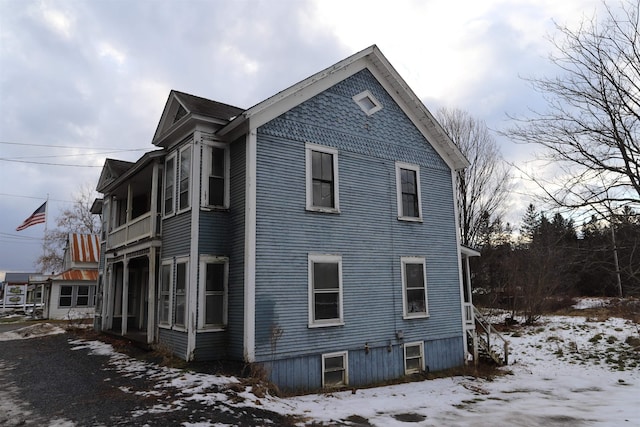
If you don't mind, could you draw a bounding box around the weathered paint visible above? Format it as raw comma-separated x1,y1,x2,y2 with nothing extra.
252,69,463,390
158,327,189,358
68,234,101,264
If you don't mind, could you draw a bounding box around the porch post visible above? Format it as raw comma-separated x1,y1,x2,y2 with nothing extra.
147,248,156,343
103,262,113,330
121,258,129,336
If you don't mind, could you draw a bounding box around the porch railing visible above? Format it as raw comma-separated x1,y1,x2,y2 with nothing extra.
108,212,153,249
473,306,509,365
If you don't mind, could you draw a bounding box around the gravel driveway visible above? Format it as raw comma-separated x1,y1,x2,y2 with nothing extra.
0,325,297,426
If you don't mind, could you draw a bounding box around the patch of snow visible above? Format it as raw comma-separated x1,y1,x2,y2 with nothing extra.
572,297,612,310
0,323,66,341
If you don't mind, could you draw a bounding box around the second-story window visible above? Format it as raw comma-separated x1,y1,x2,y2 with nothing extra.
179,146,191,211
164,155,176,216
306,143,339,213
395,162,422,221
202,144,229,209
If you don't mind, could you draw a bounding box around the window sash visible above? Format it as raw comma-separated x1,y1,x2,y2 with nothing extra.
164,156,175,216
404,342,424,374
58,285,95,308
201,259,227,328
309,255,342,326
159,263,172,325
396,162,422,220
306,144,339,212
322,352,348,387
179,147,191,210
209,147,225,206
311,151,334,208
174,261,188,327
402,257,428,318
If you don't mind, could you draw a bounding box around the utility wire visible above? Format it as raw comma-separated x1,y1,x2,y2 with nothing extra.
0,140,148,151
0,158,102,167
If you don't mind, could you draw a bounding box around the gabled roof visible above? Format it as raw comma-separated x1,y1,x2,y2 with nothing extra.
152,90,244,147
4,272,36,284
96,150,165,193
219,45,469,171
96,158,134,192
67,234,100,263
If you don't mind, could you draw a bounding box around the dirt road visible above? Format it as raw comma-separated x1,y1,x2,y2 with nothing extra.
0,328,296,426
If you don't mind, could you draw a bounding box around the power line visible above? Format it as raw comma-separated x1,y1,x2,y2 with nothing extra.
0,158,102,167
0,140,148,151
0,193,74,203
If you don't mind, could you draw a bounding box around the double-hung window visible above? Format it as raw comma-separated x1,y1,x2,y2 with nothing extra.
58,285,95,308
202,144,229,209
159,262,172,326
395,162,422,221
174,259,188,328
322,351,348,388
306,143,339,213
308,254,343,327
401,257,428,318
179,146,192,211
164,155,176,216
199,256,228,329
404,342,425,374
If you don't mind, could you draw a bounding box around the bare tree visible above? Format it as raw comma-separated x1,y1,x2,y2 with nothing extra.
437,107,513,247
508,0,640,212
36,184,101,274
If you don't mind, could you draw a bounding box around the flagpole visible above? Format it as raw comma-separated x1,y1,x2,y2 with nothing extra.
42,194,49,273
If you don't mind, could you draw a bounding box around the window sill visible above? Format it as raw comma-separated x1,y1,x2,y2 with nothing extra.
397,216,423,223
201,206,230,212
197,326,226,333
306,207,341,214
403,313,430,320
309,321,344,328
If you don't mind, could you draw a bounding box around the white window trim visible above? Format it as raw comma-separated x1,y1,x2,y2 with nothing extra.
178,145,192,213
401,256,429,319
198,255,229,331
404,341,425,375
173,256,189,331
322,351,349,388
305,143,340,214
159,260,173,328
308,254,344,328
201,142,230,210
352,90,382,115
163,153,177,218
395,162,423,222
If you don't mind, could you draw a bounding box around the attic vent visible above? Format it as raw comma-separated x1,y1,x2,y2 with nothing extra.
174,104,187,123
353,90,382,116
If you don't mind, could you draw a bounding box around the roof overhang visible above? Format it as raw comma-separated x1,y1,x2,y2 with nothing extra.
218,45,469,170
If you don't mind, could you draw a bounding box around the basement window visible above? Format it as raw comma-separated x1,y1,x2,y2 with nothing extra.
322,351,348,388
353,90,382,115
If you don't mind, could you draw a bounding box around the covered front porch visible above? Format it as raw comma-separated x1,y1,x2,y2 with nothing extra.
102,249,158,344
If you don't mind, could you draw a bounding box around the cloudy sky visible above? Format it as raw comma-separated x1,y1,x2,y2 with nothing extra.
0,0,607,275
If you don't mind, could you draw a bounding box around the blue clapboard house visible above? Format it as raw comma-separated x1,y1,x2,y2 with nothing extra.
93,45,481,392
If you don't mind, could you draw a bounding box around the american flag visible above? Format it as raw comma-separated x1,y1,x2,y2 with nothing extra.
16,202,47,231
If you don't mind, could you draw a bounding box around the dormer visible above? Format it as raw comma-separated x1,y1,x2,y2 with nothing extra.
152,90,244,149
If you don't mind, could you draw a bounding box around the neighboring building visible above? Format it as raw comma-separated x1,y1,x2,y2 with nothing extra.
94,45,478,391
42,233,100,320
1,272,42,311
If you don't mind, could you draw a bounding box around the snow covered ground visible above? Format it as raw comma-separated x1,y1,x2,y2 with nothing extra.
1,302,639,426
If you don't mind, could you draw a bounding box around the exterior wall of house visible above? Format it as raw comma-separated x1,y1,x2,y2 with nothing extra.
252,69,463,390
48,281,96,320
226,137,246,359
